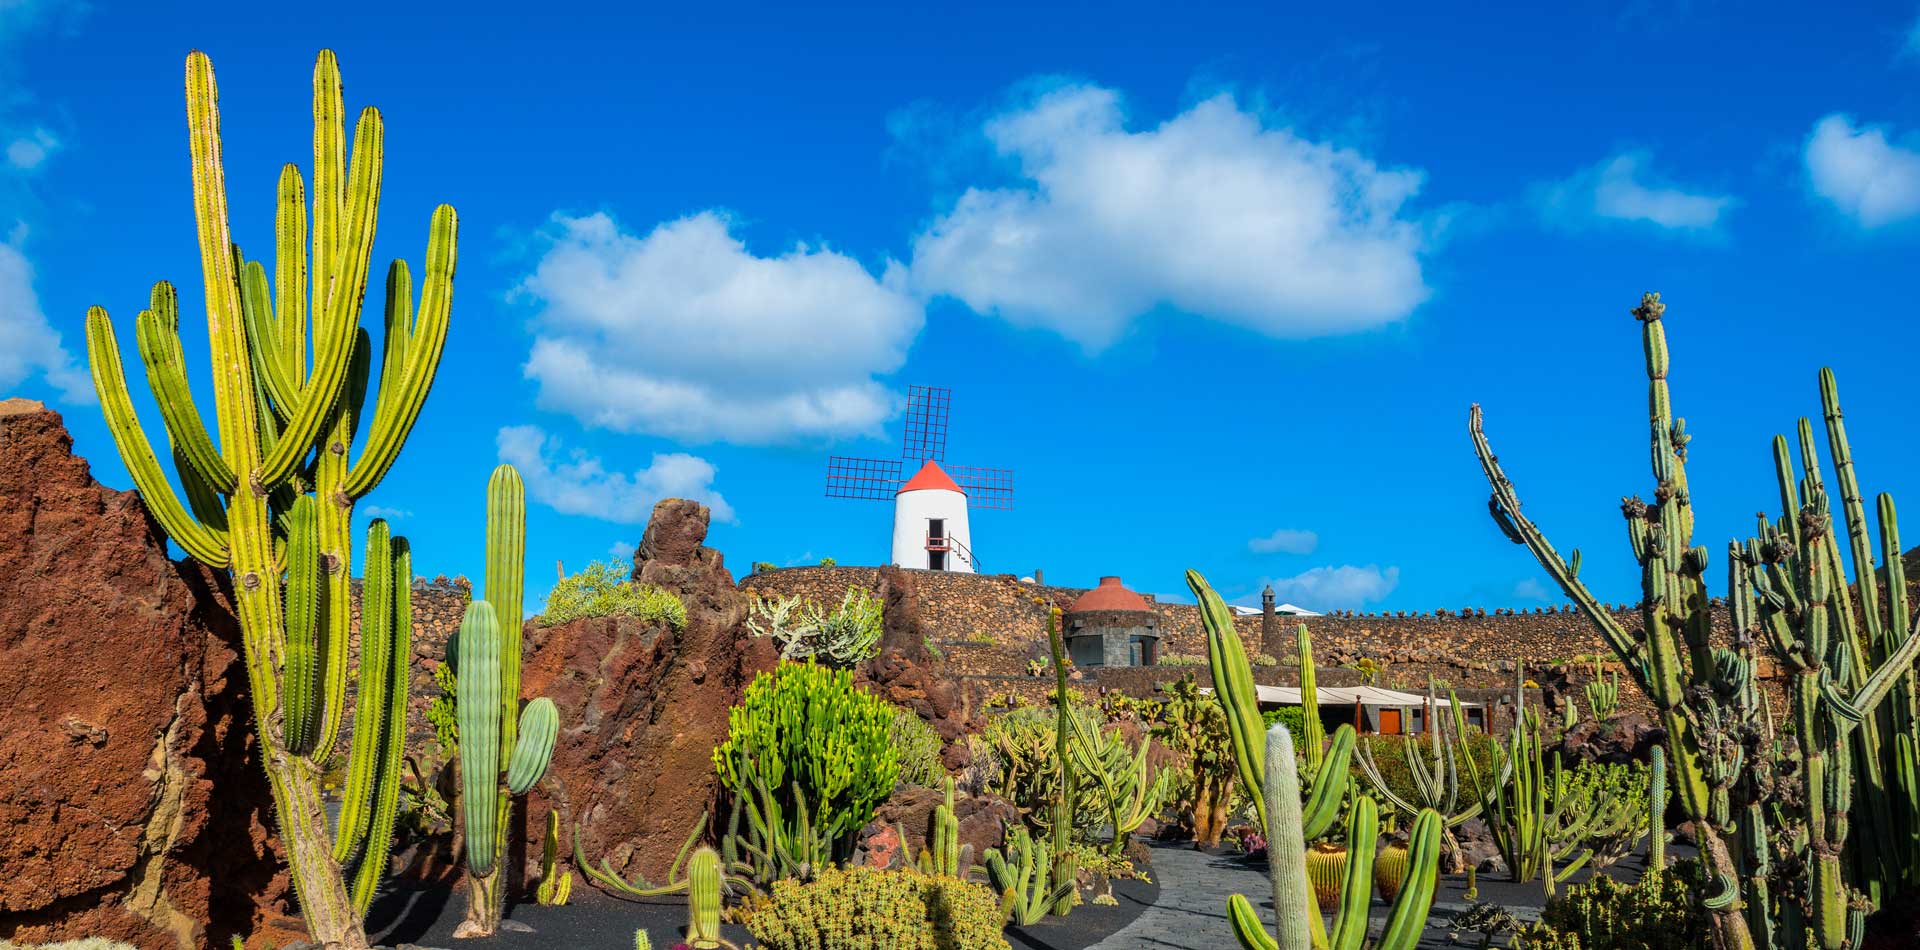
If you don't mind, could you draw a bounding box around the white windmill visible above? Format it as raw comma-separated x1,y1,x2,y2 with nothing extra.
824,386,1013,573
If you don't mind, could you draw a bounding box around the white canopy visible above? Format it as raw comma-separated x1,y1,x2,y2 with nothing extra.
1206,684,1478,708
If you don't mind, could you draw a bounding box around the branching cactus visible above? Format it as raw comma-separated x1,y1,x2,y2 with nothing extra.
1469,292,1920,950
453,465,560,937
1354,680,1486,871
83,49,454,949
1584,663,1620,721
1229,725,1445,950
1066,703,1173,857
983,827,1076,927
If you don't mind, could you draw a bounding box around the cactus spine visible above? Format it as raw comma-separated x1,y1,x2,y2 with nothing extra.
1229,724,1445,950
454,465,559,937
1470,292,1920,950
83,49,454,949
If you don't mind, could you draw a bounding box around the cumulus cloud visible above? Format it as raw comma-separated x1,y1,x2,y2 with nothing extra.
1248,528,1319,555
908,84,1430,348
1536,151,1736,232
5,128,55,170
1805,114,1920,227
0,235,92,404
496,424,735,525
1263,564,1399,610
516,211,921,444
608,539,636,560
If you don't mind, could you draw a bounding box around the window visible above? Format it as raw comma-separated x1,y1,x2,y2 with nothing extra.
928,518,945,541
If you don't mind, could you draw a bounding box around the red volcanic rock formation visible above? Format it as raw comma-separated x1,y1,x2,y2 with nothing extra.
0,398,290,949
520,499,777,885
857,566,983,770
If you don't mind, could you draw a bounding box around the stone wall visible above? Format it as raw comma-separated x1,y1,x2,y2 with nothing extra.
738,566,1743,721
337,575,471,759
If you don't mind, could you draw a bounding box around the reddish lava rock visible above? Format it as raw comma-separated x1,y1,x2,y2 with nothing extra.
519,499,778,886
0,399,291,949
856,566,983,771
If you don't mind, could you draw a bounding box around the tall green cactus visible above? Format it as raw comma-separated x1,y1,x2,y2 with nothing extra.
1066,703,1173,857
453,465,560,937
914,777,972,877
1469,292,1920,950
83,49,453,949
1046,610,1080,916
1229,725,1445,950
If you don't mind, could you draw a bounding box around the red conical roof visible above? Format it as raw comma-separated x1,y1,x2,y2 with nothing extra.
1068,576,1152,613
897,460,965,495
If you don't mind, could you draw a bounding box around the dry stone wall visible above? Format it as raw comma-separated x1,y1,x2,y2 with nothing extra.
738,565,1791,720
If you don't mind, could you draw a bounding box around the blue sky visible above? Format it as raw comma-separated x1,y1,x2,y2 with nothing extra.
6,2,1920,613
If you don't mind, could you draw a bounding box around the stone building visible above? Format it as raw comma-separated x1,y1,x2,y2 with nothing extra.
1063,576,1159,668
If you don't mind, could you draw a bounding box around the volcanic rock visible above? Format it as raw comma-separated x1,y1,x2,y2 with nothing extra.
1554,711,1666,765
0,398,289,949
851,784,1017,871
519,499,777,886
856,566,983,771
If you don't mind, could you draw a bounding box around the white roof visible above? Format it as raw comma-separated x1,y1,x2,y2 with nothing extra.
1206,684,1478,708
1274,603,1322,616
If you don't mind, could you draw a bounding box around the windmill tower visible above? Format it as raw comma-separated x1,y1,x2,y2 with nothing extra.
824,386,1013,573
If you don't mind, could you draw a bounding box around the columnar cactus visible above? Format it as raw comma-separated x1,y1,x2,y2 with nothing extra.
1584,663,1620,721
1228,725,1445,950
1045,610,1080,916
1648,745,1668,874
83,49,454,949
453,465,560,937
1469,292,1920,949
983,827,1075,927
914,777,971,877
687,846,723,948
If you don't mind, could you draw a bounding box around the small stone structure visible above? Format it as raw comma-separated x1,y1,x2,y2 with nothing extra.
1064,576,1159,668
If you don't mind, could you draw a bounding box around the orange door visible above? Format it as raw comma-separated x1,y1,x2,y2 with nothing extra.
1378,708,1403,735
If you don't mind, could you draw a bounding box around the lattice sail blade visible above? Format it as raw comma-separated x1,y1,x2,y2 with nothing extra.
824,456,902,501
949,465,1013,510
901,385,950,463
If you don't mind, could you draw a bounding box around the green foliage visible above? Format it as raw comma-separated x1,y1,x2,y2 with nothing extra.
1510,860,1711,950
1260,706,1308,741
540,560,687,629
983,826,1077,926
1065,702,1174,856
752,561,777,574
889,705,946,788
714,662,900,882
745,866,1009,950
426,662,458,756
1153,674,1237,845
746,586,884,666
818,557,837,567
1156,653,1208,667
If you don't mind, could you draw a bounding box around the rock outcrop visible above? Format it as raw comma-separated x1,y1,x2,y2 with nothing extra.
856,566,983,771
851,785,1017,872
520,499,777,885
0,399,290,949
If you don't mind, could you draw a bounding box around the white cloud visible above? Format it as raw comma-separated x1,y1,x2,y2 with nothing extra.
1513,578,1552,602
608,539,636,560
1248,528,1319,555
0,235,92,404
5,128,55,170
361,505,413,520
908,84,1430,349
1805,114,1920,227
1536,151,1736,232
1263,564,1399,610
496,425,735,525
517,211,921,444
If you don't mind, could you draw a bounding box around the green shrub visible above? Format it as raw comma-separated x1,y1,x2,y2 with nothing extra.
1509,860,1708,950
891,705,946,787
753,561,777,574
425,662,458,755
819,556,838,567
1156,653,1207,666
745,866,1009,950
1261,705,1309,740
714,662,899,869
539,560,686,628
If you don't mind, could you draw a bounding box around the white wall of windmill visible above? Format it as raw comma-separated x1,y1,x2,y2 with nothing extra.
892,478,974,573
